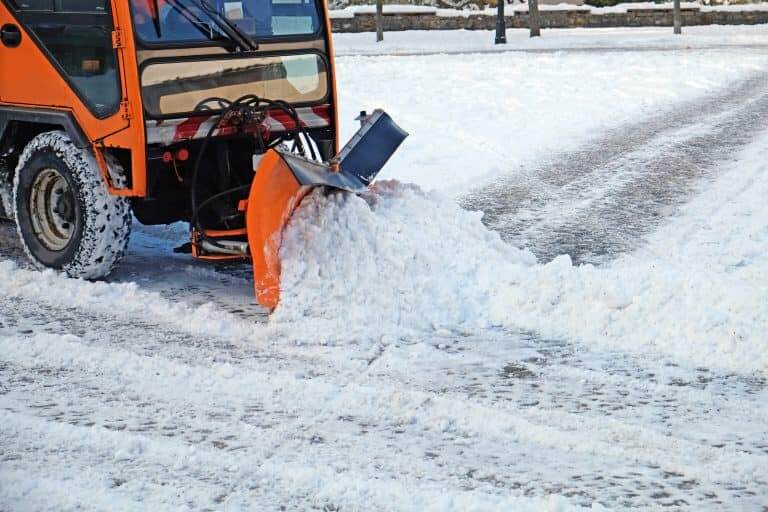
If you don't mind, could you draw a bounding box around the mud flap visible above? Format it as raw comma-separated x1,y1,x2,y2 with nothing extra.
246,110,408,310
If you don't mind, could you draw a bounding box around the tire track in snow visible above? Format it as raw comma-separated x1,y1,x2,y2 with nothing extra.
2,334,765,511
113,223,271,320
2,292,767,509
463,71,768,264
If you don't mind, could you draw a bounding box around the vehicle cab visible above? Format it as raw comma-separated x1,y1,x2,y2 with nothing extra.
0,0,338,290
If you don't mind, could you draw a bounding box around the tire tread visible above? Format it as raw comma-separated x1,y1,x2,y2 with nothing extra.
12,131,132,279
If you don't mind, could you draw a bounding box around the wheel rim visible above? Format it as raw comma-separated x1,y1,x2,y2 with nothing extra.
28,168,76,251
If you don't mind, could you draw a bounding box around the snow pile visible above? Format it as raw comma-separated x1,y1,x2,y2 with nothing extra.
273,181,536,336
512,256,768,374
275,164,768,373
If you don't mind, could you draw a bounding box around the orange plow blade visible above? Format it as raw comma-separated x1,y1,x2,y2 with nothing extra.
246,110,408,310
245,150,311,310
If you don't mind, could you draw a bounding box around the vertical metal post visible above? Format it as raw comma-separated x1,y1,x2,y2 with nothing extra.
376,0,384,42
495,0,506,44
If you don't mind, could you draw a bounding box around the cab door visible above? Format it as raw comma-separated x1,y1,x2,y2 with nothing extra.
0,0,129,139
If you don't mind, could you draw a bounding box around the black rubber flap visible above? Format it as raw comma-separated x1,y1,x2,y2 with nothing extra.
337,110,409,186
277,110,408,193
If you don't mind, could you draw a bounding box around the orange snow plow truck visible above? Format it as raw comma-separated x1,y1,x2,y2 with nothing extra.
0,0,406,309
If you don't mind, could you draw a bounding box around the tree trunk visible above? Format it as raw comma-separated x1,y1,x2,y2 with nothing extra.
528,0,541,38
673,0,682,35
376,0,384,42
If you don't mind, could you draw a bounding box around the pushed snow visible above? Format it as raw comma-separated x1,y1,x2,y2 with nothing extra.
275,182,536,334
275,153,768,374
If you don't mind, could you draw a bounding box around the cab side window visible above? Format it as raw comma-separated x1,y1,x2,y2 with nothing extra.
9,0,121,118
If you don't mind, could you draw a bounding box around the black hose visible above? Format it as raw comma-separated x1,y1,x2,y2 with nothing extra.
188,94,319,252
189,115,224,247
191,183,251,231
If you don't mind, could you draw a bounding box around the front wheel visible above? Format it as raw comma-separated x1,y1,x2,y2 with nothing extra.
13,131,131,279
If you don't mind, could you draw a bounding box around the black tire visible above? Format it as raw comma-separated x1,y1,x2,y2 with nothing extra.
0,187,10,220
0,165,12,221
13,131,131,279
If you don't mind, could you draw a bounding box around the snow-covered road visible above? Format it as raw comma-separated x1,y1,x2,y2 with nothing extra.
2,38,768,511
464,69,768,264
1,291,766,510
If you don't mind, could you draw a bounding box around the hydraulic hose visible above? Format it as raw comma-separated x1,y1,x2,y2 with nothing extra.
188,94,319,251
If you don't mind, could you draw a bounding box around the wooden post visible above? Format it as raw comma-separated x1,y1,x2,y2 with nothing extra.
376,0,384,42
673,0,682,34
528,0,541,38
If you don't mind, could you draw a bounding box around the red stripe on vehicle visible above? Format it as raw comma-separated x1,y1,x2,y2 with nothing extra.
174,116,210,142
311,105,331,122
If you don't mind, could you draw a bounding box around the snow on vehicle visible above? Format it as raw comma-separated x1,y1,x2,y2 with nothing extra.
0,0,406,309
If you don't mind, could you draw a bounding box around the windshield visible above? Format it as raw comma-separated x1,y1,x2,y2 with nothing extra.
129,0,321,44
141,53,328,117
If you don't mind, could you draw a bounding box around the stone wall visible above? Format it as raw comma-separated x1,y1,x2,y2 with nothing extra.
330,7,768,31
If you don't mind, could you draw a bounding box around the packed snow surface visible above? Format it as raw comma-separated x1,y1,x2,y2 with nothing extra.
334,31,768,192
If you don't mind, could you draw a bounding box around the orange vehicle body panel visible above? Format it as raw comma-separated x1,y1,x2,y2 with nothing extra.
0,0,148,196
0,0,340,198
1,0,339,310
246,149,311,310
321,0,340,155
